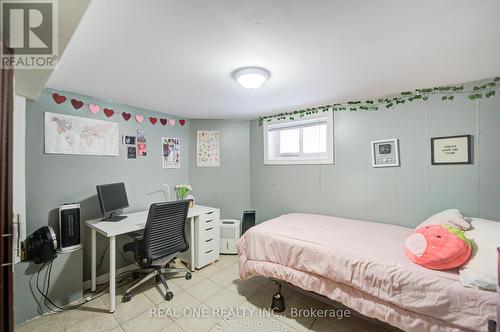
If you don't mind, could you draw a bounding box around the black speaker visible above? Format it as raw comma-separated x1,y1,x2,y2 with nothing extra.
241,210,256,235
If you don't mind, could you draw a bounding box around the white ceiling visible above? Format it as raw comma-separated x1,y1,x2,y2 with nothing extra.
14,0,90,99
46,0,500,119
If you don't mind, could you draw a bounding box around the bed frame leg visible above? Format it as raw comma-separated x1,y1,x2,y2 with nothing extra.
271,282,286,313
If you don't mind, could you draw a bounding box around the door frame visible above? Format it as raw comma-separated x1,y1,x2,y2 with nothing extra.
1,44,15,332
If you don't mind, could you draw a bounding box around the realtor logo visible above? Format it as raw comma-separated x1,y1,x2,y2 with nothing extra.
1,0,58,68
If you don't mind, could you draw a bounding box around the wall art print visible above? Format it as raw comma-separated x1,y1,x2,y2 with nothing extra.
197,130,220,167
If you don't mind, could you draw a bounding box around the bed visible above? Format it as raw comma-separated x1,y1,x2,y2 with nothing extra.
237,213,497,332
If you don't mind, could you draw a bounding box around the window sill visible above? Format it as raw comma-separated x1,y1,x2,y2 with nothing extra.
264,159,335,165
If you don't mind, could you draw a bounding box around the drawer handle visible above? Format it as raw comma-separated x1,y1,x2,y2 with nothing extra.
205,249,213,254
205,219,213,223
205,238,213,242
206,211,214,215
205,227,213,231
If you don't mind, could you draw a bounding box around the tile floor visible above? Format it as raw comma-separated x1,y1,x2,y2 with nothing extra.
15,255,398,332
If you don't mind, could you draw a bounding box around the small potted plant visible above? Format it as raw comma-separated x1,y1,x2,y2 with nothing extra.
175,184,193,207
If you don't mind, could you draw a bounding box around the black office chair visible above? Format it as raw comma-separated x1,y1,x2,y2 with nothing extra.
122,200,192,302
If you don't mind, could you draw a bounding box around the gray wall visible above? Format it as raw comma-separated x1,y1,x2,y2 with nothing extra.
250,92,500,226
15,88,190,323
189,120,251,219
15,80,500,324
14,251,83,325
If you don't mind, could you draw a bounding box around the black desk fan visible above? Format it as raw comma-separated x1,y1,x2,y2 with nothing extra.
25,226,58,264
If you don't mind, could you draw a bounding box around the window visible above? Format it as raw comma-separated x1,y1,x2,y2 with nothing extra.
263,112,334,164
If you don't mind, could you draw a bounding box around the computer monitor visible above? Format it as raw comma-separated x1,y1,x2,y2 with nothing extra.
96,182,129,221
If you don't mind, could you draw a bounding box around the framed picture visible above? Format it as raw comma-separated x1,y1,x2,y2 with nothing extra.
431,135,471,165
371,138,400,168
162,137,181,169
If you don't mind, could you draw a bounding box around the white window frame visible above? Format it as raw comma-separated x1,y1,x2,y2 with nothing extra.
263,112,334,165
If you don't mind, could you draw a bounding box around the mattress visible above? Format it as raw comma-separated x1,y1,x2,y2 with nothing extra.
237,213,496,332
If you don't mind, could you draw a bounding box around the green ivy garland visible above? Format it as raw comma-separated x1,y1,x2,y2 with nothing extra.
259,77,500,125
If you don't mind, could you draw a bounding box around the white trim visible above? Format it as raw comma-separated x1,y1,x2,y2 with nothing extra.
371,138,400,168
263,158,335,165
263,112,335,165
13,94,26,264
268,117,327,131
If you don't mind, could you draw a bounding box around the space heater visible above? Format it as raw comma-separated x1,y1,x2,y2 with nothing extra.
220,219,240,254
58,203,82,253
241,210,256,235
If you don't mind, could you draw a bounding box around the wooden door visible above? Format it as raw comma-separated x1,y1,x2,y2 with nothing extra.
0,45,14,332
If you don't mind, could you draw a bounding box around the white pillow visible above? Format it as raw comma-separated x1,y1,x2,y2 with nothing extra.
459,218,500,291
417,209,471,230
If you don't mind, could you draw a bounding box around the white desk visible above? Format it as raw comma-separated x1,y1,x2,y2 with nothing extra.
85,205,219,313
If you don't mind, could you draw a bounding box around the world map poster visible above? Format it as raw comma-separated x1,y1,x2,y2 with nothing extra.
44,112,119,156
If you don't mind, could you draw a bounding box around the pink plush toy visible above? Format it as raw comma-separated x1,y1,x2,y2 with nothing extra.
405,224,472,270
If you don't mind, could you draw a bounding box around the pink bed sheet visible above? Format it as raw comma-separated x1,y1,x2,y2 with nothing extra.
237,213,496,332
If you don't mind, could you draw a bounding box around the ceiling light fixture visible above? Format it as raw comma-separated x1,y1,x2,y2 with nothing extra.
233,67,271,89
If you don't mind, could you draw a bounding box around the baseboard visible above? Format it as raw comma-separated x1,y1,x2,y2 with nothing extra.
82,264,136,291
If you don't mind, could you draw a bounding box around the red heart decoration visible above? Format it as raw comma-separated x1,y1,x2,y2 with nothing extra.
52,93,66,104
179,119,186,126
70,99,84,109
104,108,114,117
122,112,131,121
149,117,158,125
160,118,167,126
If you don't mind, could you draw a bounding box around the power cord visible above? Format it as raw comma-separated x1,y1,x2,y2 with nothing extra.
96,243,109,272
35,237,139,312
97,243,135,269
36,261,63,311
35,260,135,313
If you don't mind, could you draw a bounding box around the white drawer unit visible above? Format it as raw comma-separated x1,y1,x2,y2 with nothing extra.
194,208,220,269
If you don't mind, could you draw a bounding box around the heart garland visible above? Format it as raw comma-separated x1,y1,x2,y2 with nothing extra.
103,108,114,117
71,99,84,109
50,93,186,127
135,114,144,123
122,112,132,121
88,104,100,114
52,93,67,104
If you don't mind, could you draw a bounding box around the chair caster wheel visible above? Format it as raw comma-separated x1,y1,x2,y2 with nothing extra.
132,272,140,280
271,292,285,312
185,273,192,280
123,293,132,303
165,291,174,301
156,275,161,283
